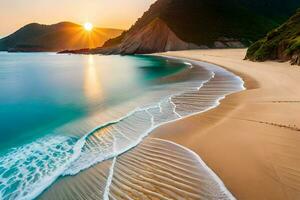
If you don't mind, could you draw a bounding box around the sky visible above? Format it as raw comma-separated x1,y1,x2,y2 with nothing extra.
0,0,156,37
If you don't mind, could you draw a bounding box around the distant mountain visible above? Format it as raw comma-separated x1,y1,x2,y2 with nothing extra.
246,9,300,65
85,0,300,55
0,22,123,52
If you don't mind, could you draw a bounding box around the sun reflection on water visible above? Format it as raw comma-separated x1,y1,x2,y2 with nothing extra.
84,55,103,102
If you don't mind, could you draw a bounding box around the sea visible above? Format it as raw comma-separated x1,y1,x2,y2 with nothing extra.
0,52,244,199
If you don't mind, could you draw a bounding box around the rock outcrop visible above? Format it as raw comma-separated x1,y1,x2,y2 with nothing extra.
291,52,300,65
95,18,201,55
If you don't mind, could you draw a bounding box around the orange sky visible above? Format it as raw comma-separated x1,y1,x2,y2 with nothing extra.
0,0,156,37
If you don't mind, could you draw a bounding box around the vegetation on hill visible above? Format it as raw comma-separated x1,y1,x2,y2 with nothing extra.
0,22,123,52
103,0,300,50
246,9,300,65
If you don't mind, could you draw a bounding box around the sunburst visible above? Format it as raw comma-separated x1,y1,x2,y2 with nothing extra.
84,22,93,31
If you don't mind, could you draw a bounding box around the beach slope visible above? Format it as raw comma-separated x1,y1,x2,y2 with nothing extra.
152,49,300,200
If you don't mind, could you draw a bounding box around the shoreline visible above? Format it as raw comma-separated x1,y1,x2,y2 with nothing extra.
151,49,300,200
39,52,245,199
39,49,300,199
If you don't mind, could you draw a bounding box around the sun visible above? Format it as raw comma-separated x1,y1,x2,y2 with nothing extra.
84,22,93,31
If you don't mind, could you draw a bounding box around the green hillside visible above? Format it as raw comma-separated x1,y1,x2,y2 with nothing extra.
246,9,300,65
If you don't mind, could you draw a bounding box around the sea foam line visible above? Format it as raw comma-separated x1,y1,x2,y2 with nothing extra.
61,107,144,176
62,58,244,177
79,58,245,200
158,55,246,91
103,157,117,200
169,96,182,118
34,57,245,199
15,110,142,200
61,104,165,176
18,137,86,200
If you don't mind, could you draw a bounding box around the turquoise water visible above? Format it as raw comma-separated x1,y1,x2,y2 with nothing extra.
0,53,184,152
0,53,188,199
0,53,244,200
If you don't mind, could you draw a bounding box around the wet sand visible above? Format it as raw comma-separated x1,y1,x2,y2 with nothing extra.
151,49,300,200
40,53,245,200
40,49,300,200
40,138,234,200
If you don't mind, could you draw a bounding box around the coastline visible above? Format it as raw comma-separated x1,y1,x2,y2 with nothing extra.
151,49,300,199
39,52,244,199
38,49,300,199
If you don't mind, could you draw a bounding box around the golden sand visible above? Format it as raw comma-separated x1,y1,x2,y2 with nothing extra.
41,49,300,200
151,49,300,200
40,138,234,199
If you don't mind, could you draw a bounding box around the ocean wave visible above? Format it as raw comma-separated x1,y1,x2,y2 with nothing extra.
0,57,245,200
0,136,78,200
62,57,244,181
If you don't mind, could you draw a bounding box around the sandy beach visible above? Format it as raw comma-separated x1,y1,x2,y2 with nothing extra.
39,49,300,200
150,49,300,200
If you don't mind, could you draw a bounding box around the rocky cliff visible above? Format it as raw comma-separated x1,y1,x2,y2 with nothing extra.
94,18,201,55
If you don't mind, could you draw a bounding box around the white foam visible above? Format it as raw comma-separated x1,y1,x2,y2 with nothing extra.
169,96,182,118
0,136,79,200
62,55,245,182
103,157,116,200
0,56,246,199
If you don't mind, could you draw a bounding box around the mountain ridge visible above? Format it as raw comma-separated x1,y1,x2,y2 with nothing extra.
0,22,123,52
86,0,300,55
